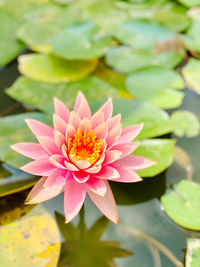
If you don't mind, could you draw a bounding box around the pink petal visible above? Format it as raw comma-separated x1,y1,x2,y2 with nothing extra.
64,180,87,223
11,143,48,159
87,177,107,196
107,114,121,130
99,98,113,121
44,169,67,187
85,165,102,174
88,180,118,224
79,118,92,133
65,124,76,141
53,113,67,135
111,142,139,158
73,171,90,183
49,154,66,169
54,97,70,122
91,110,104,129
106,125,122,148
113,155,155,170
38,136,60,155
94,123,108,140
76,93,91,119
117,124,143,144
74,92,84,112
65,161,79,171
93,154,105,166
94,165,120,180
62,144,69,160
54,130,65,150
25,119,54,139
104,150,122,165
25,176,65,204
21,158,56,176
68,111,81,130
112,166,142,182
75,160,91,169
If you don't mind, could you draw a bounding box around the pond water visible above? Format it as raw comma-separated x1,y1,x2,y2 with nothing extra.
0,60,200,267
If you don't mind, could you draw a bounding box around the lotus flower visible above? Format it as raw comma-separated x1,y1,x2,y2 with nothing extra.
12,93,154,223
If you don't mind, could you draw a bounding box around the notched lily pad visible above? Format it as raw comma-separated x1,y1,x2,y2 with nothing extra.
18,53,98,83
186,238,200,267
134,139,175,177
161,180,200,230
171,110,200,137
52,21,112,60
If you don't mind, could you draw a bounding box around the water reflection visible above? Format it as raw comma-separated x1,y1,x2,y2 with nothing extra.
56,208,132,267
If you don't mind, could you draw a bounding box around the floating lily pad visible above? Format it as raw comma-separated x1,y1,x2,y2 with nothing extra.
0,205,61,266
0,10,24,66
186,238,200,267
113,21,178,52
0,112,49,168
105,46,183,73
184,20,200,54
52,21,112,60
17,3,82,52
91,99,172,139
126,67,184,109
161,180,200,230
134,139,175,177
153,2,191,32
182,58,200,94
6,75,119,112
171,110,200,137
18,54,98,83
177,0,200,8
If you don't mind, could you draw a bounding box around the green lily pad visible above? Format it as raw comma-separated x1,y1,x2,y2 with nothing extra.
0,112,49,168
16,3,82,52
153,2,191,32
177,0,200,7
170,110,200,137
18,53,98,83
6,75,119,112
161,180,200,230
126,67,184,109
52,21,112,60
184,20,200,54
186,238,200,267
134,139,175,177
113,20,178,52
105,46,183,73
90,99,172,139
0,204,61,266
0,10,24,66
182,58,200,94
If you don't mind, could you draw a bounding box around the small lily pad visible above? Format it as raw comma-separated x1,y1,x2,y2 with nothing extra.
105,46,183,73
161,180,200,230
134,139,175,177
0,204,61,266
177,0,200,7
186,238,200,267
184,20,200,53
113,20,178,52
0,10,24,66
52,21,112,60
18,53,98,83
0,112,50,168
126,67,184,109
182,58,200,94
6,75,119,112
170,110,200,137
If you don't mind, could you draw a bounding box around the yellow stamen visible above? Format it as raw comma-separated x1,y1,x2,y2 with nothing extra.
67,129,102,165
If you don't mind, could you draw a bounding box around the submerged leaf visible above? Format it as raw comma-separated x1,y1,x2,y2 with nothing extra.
18,54,98,83
161,180,200,230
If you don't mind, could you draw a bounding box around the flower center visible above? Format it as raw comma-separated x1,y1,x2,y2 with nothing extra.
67,129,102,165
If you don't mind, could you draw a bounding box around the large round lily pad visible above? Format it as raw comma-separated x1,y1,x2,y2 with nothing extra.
171,110,200,137
52,21,112,60
18,53,98,83
161,180,200,230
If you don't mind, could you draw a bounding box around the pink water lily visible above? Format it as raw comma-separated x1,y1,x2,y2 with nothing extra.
12,93,155,223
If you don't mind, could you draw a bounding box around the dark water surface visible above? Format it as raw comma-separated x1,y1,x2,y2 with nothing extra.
0,61,200,267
